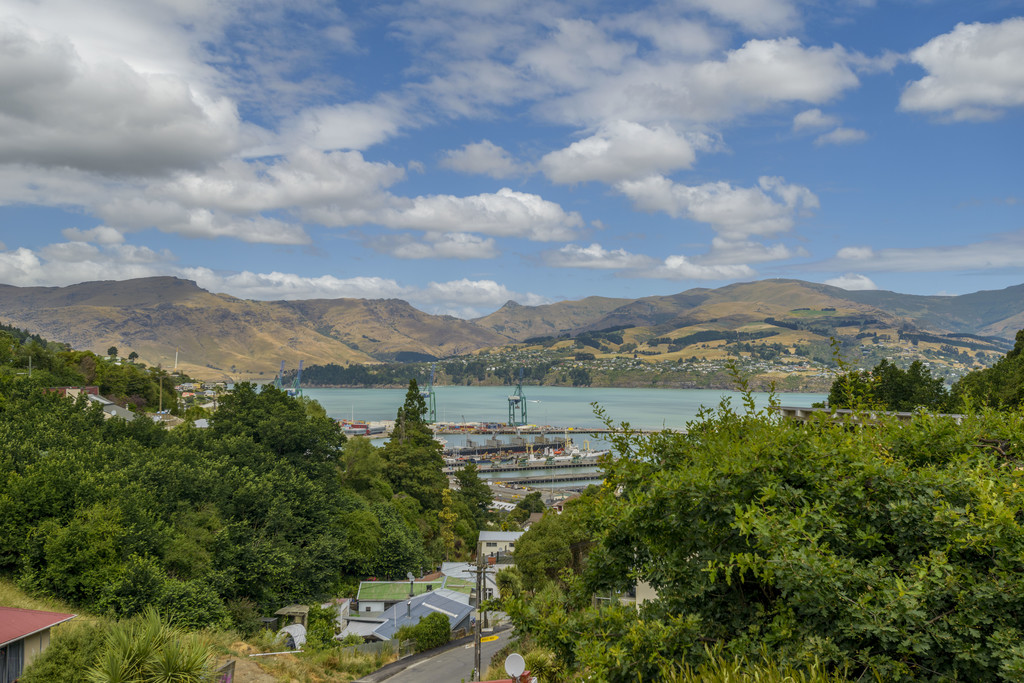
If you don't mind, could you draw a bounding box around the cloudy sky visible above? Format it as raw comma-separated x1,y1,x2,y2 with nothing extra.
0,0,1022,317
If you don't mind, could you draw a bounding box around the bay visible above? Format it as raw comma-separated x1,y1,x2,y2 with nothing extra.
303,385,825,431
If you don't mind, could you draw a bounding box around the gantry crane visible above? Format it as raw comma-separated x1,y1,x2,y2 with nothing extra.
420,362,437,423
508,367,527,426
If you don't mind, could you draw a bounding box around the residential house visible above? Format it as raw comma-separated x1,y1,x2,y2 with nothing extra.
440,561,511,602
358,589,473,642
0,607,75,681
478,531,523,560
355,575,472,615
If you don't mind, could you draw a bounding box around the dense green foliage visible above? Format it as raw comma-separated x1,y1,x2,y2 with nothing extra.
504,397,1024,681
828,358,950,411
953,329,1024,408
19,620,108,683
0,371,478,629
0,324,178,412
396,610,452,652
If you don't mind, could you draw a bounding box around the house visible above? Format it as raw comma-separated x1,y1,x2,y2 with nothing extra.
46,386,99,399
523,512,544,530
440,561,512,601
85,393,136,421
478,531,523,559
0,607,75,681
354,575,473,615
369,589,472,642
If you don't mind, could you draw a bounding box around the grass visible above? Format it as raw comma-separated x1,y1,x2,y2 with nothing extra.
3,579,394,683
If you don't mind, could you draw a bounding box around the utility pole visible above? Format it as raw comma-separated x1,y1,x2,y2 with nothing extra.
474,540,485,679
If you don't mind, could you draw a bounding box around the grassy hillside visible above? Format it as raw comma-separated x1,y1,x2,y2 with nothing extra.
2,277,1023,383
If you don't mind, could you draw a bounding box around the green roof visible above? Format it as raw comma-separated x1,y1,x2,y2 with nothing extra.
357,576,474,601
357,581,438,601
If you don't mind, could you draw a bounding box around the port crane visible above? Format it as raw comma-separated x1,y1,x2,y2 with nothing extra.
288,360,304,398
421,362,437,423
273,360,304,397
508,367,527,426
273,361,286,390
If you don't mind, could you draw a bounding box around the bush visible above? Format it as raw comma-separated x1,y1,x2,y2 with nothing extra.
20,620,108,683
506,396,1024,681
399,611,452,652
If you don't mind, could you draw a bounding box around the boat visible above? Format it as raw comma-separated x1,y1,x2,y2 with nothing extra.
339,419,387,437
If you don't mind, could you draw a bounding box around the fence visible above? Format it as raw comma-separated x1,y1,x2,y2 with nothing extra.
340,639,415,660
215,660,235,683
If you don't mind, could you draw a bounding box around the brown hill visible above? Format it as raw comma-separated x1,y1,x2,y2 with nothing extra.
2,277,1022,381
0,278,508,380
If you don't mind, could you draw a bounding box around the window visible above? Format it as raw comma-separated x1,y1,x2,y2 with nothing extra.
485,542,497,548
1,640,24,683
364,606,371,612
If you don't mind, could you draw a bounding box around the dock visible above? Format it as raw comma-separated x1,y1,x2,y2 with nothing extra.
488,471,604,486
444,459,601,475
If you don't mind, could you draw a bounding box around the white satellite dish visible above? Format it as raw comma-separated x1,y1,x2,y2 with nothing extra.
505,653,526,678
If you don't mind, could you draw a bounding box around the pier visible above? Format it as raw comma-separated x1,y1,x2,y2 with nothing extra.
443,459,601,475
489,471,604,486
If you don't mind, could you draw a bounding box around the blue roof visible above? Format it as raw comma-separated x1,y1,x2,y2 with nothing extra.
372,589,472,641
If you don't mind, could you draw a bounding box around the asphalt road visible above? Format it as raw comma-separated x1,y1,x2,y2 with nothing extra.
382,629,514,683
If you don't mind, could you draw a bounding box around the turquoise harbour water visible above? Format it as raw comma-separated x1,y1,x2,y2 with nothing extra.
304,386,826,431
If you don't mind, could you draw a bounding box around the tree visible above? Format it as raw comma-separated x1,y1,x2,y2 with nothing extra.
953,329,1024,408
828,358,949,411
380,380,447,511
106,346,118,357
439,489,458,561
504,397,1024,681
513,495,592,588
128,351,139,362
455,462,492,527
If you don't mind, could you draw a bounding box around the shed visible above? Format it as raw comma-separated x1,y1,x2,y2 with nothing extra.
0,607,75,681
277,623,306,650
274,604,309,628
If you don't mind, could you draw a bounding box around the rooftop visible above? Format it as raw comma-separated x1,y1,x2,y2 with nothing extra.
0,607,75,648
478,531,524,542
357,576,468,602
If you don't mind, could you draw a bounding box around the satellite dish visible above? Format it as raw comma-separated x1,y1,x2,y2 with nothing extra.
407,571,414,580
505,653,526,678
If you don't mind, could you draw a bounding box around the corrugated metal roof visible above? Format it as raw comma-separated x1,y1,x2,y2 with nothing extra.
0,607,75,648
372,589,473,641
478,531,523,542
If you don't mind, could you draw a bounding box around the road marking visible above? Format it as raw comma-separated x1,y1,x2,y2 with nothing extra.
481,635,499,643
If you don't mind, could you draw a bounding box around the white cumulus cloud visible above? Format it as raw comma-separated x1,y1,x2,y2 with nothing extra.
815,127,868,146
372,232,499,260
645,254,756,280
440,140,526,179
793,108,839,130
824,273,877,290
370,188,583,241
540,121,701,185
616,175,818,239
0,20,240,176
543,243,654,269
900,18,1024,121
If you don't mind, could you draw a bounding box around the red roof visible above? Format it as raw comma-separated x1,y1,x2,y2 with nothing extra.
0,607,76,647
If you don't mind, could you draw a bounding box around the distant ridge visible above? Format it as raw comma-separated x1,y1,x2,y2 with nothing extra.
1,277,1022,379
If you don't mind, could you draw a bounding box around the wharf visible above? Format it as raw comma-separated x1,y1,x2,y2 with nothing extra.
444,437,565,457
443,459,600,475
433,425,659,435
490,471,604,486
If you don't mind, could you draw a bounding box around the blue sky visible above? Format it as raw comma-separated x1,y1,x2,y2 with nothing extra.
0,0,1022,317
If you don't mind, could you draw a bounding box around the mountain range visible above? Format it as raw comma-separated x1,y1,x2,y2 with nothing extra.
2,276,1022,380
